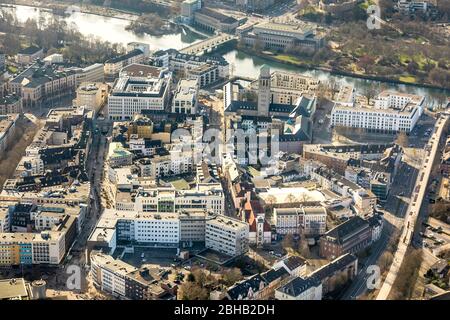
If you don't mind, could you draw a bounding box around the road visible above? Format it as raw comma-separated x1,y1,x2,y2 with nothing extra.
340,223,393,300
376,115,449,300
340,166,410,300
71,118,110,258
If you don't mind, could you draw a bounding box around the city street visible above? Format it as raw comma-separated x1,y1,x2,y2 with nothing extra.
377,115,448,300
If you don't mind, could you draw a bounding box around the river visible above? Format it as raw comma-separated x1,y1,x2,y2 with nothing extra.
5,4,449,103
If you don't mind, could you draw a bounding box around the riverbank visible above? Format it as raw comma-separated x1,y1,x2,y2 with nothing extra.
4,0,186,37
237,46,450,92
3,0,139,20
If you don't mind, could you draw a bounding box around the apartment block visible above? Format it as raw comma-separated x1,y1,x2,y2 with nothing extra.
15,46,44,65
331,91,425,133
0,114,19,154
9,62,77,108
0,95,23,115
104,49,145,79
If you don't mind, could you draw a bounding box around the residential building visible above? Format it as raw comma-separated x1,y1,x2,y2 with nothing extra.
0,95,22,115
0,114,19,154
273,255,307,277
331,91,425,133
9,62,77,108
309,253,358,295
16,46,44,65
127,42,150,58
104,49,145,79
153,49,229,88
172,79,199,114
225,268,289,300
268,71,320,104
275,277,322,300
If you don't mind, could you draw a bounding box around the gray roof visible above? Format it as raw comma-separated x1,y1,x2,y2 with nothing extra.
309,253,357,283
276,276,320,297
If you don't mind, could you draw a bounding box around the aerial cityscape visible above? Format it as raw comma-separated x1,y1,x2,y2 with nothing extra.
0,0,449,305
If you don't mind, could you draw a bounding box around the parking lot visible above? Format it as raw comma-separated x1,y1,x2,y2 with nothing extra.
121,247,180,269
420,218,450,253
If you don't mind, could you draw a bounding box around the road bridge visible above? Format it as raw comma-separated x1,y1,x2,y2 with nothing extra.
179,33,237,56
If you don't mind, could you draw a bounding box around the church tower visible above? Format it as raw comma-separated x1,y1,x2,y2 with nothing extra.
257,65,271,117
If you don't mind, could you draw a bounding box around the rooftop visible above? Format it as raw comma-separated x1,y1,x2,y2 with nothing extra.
195,7,238,24
0,278,31,300
105,49,143,65
276,276,320,297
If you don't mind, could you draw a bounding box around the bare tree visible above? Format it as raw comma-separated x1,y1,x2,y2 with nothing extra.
395,131,409,148
361,85,378,104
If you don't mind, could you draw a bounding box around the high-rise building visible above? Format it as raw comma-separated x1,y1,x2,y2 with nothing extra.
257,65,271,117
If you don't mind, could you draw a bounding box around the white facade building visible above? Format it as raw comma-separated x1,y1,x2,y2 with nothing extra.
107,73,171,120
275,277,322,300
172,79,199,114
331,91,425,133
130,185,224,216
205,216,249,256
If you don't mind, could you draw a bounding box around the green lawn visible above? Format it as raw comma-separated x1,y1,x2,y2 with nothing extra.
275,54,303,65
7,65,18,74
399,75,416,83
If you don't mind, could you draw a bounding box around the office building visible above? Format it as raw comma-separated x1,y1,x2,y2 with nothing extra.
73,63,105,86
273,206,327,236
193,7,239,33
319,216,374,260
107,71,171,120
240,21,325,51
205,215,249,256
75,82,109,115
172,79,199,114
